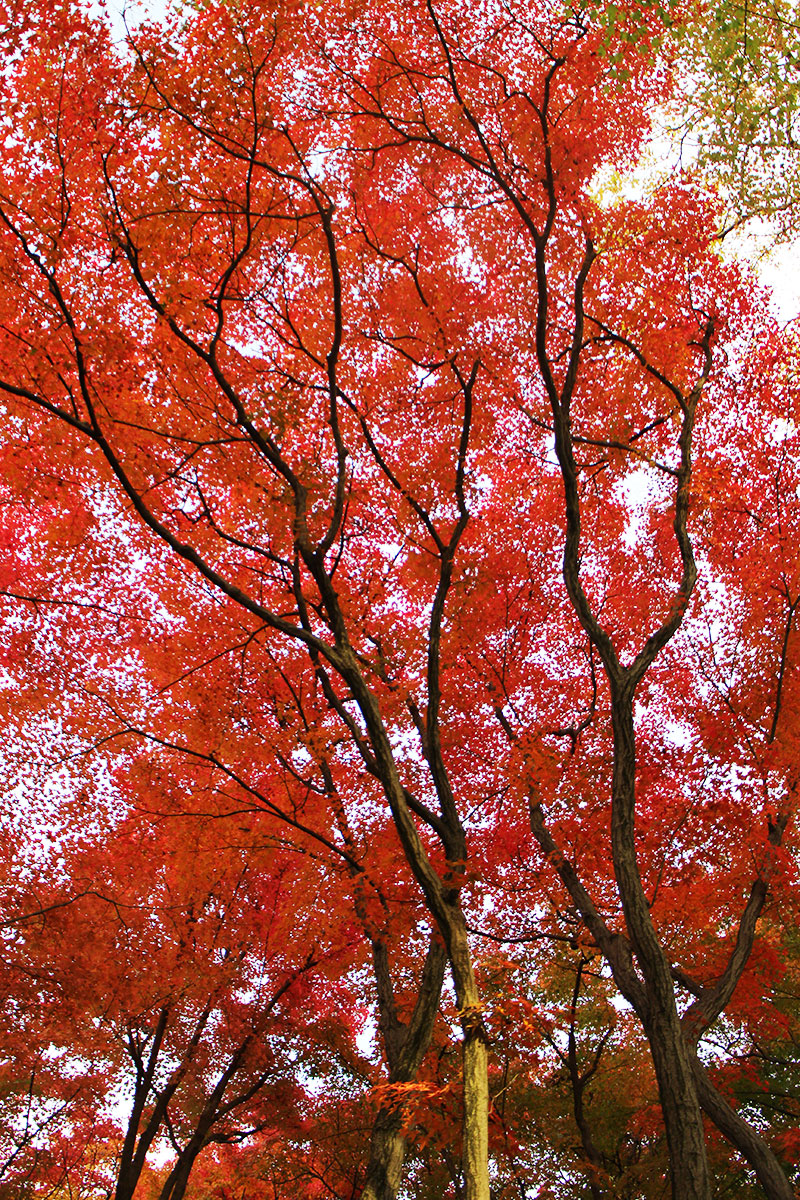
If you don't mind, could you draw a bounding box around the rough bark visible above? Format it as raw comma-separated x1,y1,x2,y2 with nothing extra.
361,1112,410,1200
537,227,714,1193
640,1007,711,1199
671,812,793,1197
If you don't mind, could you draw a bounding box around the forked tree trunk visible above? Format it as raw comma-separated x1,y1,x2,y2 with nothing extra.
362,935,448,1200
351,680,491,1200
361,925,489,1200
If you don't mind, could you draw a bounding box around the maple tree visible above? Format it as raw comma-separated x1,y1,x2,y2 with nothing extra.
0,785,365,1200
0,0,799,1197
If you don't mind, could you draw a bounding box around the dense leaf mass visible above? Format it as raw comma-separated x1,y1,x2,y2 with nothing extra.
0,1,798,1198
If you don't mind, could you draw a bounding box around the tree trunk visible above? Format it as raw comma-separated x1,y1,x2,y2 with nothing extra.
462,1030,489,1200
360,1110,408,1200
610,693,711,1200
643,1007,712,1200
690,1051,795,1200
362,935,448,1200
349,679,491,1200
449,914,490,1200
362,915,489,1200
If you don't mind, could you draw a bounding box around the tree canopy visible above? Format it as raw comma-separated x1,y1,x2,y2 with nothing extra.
672,0,800,241
0,1,798,1198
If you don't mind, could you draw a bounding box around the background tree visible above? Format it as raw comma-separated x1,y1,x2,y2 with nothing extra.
670,0,800,241
0,784,370,1199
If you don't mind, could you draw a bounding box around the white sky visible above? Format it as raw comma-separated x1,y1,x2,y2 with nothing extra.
735,235,800,324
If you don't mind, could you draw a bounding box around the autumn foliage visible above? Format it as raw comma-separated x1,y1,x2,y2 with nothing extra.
0,0,798,1197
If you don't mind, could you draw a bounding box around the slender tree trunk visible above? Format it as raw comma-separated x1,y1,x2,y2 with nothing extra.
449,915,490,1200
566,961,606,1200
610,693,711,1200
361,917,489,1200
362,935,448,1200
349,679,491,1200
462,1032,489,1200
690,1052,795,1200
